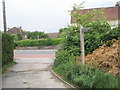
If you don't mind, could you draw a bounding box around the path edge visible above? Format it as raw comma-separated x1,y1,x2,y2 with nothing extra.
50,69,75,88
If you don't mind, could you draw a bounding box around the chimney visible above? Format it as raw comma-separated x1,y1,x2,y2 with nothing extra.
20,26,22,29
115,2,119,7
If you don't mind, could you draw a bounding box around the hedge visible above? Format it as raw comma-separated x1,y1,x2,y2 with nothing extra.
2,33,14,67
53,24,120,88
0,33,2,71
16,38,64,47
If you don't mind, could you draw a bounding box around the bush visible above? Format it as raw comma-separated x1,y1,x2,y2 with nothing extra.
2,33,14,67
53,5,119,88
53,54,118,88
101,25,120,41
54,24,119,88
16,38,64,47
0,33,2,71
73,65,118,88
26,31,48,39
58,23,120,56
16,33,22,40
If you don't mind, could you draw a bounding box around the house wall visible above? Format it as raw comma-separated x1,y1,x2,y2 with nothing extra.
71,7,119,28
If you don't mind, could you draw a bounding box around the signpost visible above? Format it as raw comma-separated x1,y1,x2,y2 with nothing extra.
80,28,90,65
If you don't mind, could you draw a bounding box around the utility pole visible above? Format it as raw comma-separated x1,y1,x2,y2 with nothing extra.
2,0,7,33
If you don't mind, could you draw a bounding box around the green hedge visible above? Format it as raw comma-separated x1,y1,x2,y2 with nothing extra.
0,33,2,72
54,24,120,88
2,33,14,67
58,24,120,56
16,38,64,47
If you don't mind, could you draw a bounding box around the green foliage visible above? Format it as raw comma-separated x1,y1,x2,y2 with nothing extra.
61,26,80,56
102,24,120,41
54,50,71,67
93,73,118,88
26,31,48,39
2,33,14,67
71,5,106,27
16,33,22,40
1,62,16,74
105,41,114,47
54,53,118,88
72,65,118,88
53,3,120,88
0,32,2,71
58,23,120,55
17,38,64,47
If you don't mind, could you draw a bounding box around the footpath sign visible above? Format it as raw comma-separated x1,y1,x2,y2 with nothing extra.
80,28,90,65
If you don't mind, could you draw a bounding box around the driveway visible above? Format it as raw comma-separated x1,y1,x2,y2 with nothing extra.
2,49,71,88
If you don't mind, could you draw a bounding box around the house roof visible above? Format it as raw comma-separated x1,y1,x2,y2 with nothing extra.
71,6,120,23
47,32,58,38
7,27,27,35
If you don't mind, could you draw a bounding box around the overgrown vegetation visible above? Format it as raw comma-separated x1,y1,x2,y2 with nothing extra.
0,32,2,74
53,3,119,88
53,57,118,88
2,33,15,73
1,62,16,74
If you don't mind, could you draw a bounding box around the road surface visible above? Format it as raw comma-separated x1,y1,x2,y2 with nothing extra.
2,49,71,88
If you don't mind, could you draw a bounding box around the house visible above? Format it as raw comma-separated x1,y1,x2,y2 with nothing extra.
71,2,120,28
7,27,27,40
47,32,58,38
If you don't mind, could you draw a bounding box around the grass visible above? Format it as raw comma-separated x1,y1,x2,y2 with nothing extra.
52,66,119,88
0,62,16,74
52,67,79,88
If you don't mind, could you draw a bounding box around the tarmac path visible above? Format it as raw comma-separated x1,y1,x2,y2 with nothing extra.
2,49,71,88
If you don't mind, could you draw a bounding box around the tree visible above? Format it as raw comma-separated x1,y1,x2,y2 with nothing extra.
71,3,107,28
58,3,111,56
26,31,48,40
16,33,22,40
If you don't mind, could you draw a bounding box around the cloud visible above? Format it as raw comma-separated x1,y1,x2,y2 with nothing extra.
0,0,118,32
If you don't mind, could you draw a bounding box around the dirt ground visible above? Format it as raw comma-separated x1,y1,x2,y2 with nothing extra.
78,39,120,76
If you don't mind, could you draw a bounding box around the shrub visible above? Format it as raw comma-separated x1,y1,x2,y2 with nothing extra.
26,31,48,39
16,38,64,47
16,33,22,40
53,4,119,88
73,65,118,88
54,50,70,67
58,23,119,56
0,33,2,70
101,25,120,41
2,33,14,67
53,57,118,88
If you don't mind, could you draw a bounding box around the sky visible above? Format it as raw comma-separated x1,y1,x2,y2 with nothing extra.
0,0,119,33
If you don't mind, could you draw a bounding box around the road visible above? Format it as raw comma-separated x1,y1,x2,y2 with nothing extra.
2,49,71,88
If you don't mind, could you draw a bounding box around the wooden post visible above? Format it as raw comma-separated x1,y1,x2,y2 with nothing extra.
80,28,85,65
2,0,7,33
80,27,90,65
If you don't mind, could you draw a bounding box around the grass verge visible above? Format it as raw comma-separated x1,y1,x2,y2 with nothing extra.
52,67,78,88
0,62,16,74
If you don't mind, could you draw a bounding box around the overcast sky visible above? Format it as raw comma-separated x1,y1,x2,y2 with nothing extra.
0,0,119,33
